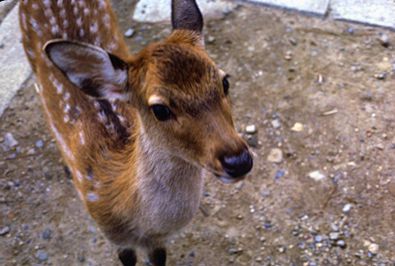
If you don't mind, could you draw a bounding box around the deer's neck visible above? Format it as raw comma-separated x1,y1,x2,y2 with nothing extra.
136,131,202,190
134,131,204,232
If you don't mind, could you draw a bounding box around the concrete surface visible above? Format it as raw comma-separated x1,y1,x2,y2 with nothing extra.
0,3,31,117
246,0,330,16
331,0,395,30
133,0,236,23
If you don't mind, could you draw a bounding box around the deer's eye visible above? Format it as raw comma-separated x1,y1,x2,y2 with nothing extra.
151,104,173,121
222,75,230,95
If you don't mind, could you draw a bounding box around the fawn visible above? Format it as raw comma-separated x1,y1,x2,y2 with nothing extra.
19,0,253,265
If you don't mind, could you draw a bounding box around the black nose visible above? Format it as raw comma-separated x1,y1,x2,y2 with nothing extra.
220,149,253,178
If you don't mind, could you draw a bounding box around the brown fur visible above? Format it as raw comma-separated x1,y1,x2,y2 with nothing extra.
20,0,251,263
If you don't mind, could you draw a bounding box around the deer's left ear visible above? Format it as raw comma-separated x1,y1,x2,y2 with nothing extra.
171,0,204,44
44,40,129,101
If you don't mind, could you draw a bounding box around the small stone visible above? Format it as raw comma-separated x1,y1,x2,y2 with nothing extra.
246,135,258,148
274,169,286,180
0,226,10,236
36,250,48,261
342,203,353,213
207,36,216,44
42,228,52,240
284,51,292,60
308,171,325,181
228,247,243,255
368,243,379,255
378,33,390,47
4,133,18,148
374,73,386,80
271,119,281,129
329,232,340,240
291,123,304,132
337,240,346,248
278,246,286,253
35,139,44,148
245,124,257,134
255,256,263,262
314,235,323,243
267,148,283,163
124,28,135,38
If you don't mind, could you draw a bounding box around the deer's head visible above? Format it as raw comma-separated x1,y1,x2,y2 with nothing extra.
44,0,253,183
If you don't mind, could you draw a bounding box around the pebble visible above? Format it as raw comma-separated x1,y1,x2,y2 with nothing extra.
284,51,293,60
207,36,216,44
0,226,10,236
291,122,304,132
374,73,386,80
368,243,379,255
36,250,48,261
246,135,258,148
228,247,243,255
124,28,135,38
245,124,257,134
274,169,286,180
308,171,325,181
4,132,18,148
42,228,52,240
35,139,44,148
314,235,323,243
336,240,346,248
378,33,390,47
271,119,281,129
342,203,353,213
329,232,340,240
267,148,283,163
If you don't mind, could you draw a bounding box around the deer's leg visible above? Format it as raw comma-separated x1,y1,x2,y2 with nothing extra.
118,248,137,266
148,247,167,266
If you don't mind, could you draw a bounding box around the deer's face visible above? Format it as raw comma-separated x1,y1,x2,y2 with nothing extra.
135,33,253,183
44,1,253,183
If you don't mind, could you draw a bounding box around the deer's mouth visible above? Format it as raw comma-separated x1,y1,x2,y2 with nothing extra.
214,173,246,184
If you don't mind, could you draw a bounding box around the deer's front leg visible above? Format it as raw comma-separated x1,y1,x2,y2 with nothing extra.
148,247,167,266
118,248,137,266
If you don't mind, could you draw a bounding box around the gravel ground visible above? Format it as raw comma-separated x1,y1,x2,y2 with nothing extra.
1,1,395,265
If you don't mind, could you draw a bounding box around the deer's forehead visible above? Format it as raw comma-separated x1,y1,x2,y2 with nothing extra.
151,45,217,91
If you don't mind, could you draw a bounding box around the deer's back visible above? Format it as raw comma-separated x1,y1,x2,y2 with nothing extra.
19,0,135,205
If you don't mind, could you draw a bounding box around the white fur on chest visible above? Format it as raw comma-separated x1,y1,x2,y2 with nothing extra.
136,137,203,236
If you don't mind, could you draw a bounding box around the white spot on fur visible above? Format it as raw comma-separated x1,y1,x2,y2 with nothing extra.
29,17,43,37
62,19,69,28
63,103,71,113
64,114,70,123
76,17,83,27
57,0,64,8
83,8,90,16
73,6,79,16
103,14,111,28
43,0,51,8
60,10,67,19
79,29,85,38
87,192,99,202
79,131,85,145
64,92,71,101
90,22,99,34
75,170,83,182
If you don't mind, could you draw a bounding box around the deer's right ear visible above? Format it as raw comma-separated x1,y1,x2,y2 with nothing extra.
44,40,129,101
171,0,203,34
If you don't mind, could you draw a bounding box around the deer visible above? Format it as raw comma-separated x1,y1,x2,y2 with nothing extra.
19,0,253,265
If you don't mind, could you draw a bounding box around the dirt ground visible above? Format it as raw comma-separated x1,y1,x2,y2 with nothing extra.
1,1,395,265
